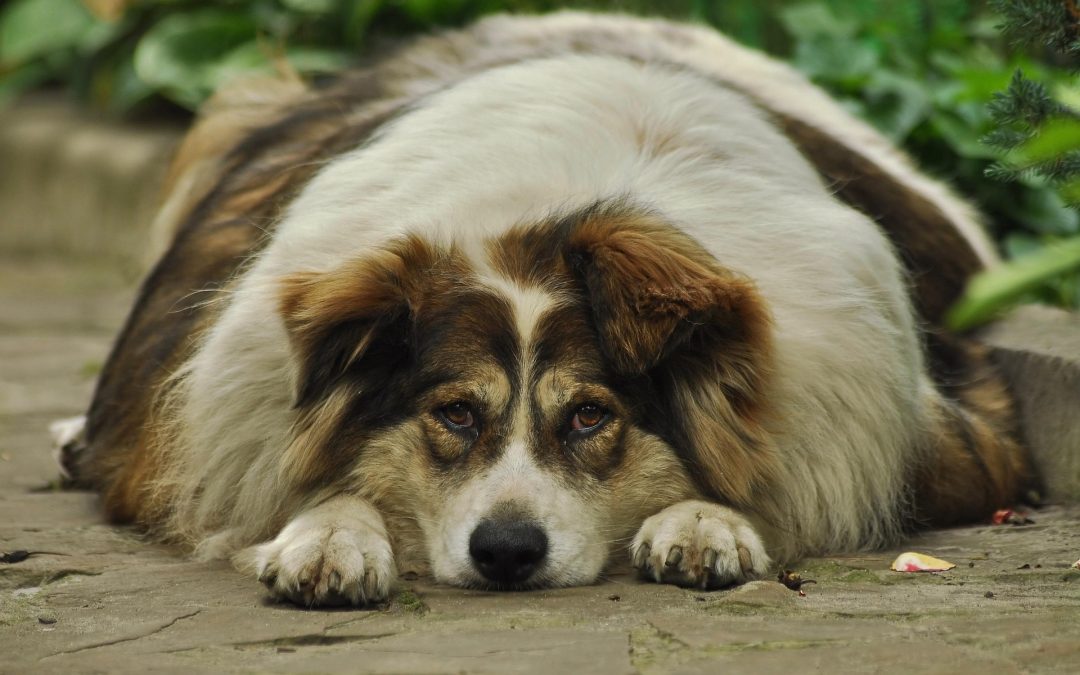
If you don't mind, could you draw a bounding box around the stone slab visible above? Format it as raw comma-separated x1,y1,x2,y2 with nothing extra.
0,95,183,270
981,305,1080,501
1,257,1078,673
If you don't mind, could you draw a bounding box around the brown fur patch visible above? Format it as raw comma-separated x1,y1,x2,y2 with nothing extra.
493,203,779,507
913,335,1039,525
774,115,985,324
82,72,407,525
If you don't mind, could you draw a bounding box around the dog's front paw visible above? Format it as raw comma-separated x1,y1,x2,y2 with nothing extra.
250,498,395,607
630,500,770,590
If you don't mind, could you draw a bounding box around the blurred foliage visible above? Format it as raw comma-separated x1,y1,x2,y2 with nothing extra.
947,0,1080,328
1,0,1079,321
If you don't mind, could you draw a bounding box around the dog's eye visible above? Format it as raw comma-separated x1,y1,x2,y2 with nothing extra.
438,402,475,430
570,404,607,433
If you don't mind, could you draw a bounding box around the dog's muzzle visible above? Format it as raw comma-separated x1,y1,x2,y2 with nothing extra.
468,517,548,585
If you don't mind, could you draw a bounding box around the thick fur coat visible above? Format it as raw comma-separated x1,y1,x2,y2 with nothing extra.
67,12,1035,605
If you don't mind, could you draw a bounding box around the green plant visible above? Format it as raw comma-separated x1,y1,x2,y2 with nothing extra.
1,1,1077,322
947,0,1080,327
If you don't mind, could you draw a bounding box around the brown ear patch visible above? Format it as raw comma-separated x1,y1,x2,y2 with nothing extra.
278,235,446,407
555,205,778,505
565,209,772,383
275,236,476,488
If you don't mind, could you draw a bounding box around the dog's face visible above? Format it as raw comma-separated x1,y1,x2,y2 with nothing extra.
277,204,775,589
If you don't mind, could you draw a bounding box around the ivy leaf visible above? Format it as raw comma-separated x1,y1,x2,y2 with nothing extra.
134,9,257,109
948,236,1080,329
778,3,857,41
0,0,96,66
862,70,932,141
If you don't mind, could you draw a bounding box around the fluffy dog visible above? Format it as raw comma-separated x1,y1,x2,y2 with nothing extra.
63,12,1036,606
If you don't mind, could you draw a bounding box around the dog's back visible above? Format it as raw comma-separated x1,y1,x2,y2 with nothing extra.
73,12,1035,572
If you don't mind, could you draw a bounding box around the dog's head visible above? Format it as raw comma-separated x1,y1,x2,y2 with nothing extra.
277,202,776,589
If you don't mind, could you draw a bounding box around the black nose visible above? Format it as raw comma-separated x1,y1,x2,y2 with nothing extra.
468,519,548,585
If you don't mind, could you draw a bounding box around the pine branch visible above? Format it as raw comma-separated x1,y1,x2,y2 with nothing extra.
992,0,1080,57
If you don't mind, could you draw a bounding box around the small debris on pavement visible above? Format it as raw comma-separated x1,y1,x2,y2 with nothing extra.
778,569,817,596
1,550,31,564
992,509,1034,526
890,552,956,573
0,550,68,564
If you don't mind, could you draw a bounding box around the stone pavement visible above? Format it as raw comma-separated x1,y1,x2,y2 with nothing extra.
1,256,1079,674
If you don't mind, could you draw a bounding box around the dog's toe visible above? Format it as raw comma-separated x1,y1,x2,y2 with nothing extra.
630,500,770,589
252,521,394,607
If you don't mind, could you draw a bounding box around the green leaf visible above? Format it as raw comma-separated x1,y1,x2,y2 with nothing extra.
1054,79,1080,110
0,0,96,65
778,3,857,41
1017,118,1080,163
948,236,1080,329
931,112,1000,159
284,46,351,74
280,0,340,14
206,42,351,93
1013,183,1080,235
207,40,276,88
134,9,257,109
791,34,880,85
1061,177,1080,206
101,54,156,113
1002,232,1043,259
344,0,384,44
862,70,932,141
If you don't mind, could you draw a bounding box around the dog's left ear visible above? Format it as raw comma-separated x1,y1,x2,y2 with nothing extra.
275,237,448,487
566,213,778,504
278,236,438,408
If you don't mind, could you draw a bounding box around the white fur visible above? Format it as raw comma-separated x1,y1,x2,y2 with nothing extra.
240,494,395,606
156,14,979,582
49,415,86,480
429,440,607,588
425,281,605,587
631,500,771,587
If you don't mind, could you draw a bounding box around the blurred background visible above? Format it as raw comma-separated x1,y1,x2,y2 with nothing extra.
1,0,1078,325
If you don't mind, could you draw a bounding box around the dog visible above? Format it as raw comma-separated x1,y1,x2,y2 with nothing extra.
60,12,1036,606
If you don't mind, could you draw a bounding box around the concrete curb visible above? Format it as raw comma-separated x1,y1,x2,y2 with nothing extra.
981,305,1080,502
0,95,184,269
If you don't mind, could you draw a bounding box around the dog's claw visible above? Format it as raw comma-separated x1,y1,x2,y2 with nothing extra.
702,548,718,571
258,566,278,587
632,543,651,570
737,545,752,575
630,501,771,591
665,546,683,568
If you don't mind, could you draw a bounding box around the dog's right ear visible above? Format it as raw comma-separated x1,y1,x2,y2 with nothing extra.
277,236,438,407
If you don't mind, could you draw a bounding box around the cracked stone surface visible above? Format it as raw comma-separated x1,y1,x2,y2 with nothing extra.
2,257,1079,674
